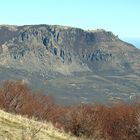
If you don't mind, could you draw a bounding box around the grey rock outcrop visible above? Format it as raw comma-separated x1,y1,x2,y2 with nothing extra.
0,25,140,76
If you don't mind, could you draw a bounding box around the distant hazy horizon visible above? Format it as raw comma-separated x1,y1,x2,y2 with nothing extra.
123,38,140,49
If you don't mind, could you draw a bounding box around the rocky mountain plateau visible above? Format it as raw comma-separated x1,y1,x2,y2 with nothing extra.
0,24,140,105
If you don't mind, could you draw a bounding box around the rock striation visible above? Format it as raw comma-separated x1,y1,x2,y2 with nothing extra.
0,25,140,76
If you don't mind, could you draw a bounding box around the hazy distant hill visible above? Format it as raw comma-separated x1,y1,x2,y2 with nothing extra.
0,25,140,104
123,38,140,49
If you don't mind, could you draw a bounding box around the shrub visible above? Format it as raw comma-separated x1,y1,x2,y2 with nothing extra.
0,80,140,139
0,80,54,120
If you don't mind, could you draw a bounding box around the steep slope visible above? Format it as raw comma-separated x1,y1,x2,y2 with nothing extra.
0,24,140,104
0,109,79,140
0,25,89,76
0,25,140,76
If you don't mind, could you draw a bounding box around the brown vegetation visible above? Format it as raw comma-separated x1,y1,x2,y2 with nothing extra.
0,80,140,140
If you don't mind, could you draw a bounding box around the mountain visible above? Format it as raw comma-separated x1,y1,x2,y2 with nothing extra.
0,24,140,75
0,24,140,104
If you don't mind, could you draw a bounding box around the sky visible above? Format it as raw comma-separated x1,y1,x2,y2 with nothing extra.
0,0,140,40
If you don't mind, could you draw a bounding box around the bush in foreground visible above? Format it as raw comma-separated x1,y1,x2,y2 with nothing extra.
0,81,140,140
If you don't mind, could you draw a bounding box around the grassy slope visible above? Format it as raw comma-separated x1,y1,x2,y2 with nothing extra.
0,109,80,140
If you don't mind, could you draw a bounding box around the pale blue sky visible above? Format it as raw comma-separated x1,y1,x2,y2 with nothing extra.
0,0,140,39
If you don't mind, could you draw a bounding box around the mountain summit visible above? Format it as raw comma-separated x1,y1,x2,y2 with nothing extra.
0,24,140,76
0,25,140,104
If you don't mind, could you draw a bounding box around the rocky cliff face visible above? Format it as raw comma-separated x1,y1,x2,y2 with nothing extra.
0,25,140,76
0,25,140,104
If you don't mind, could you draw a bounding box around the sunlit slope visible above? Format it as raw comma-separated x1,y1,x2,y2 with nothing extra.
0,109,79,140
